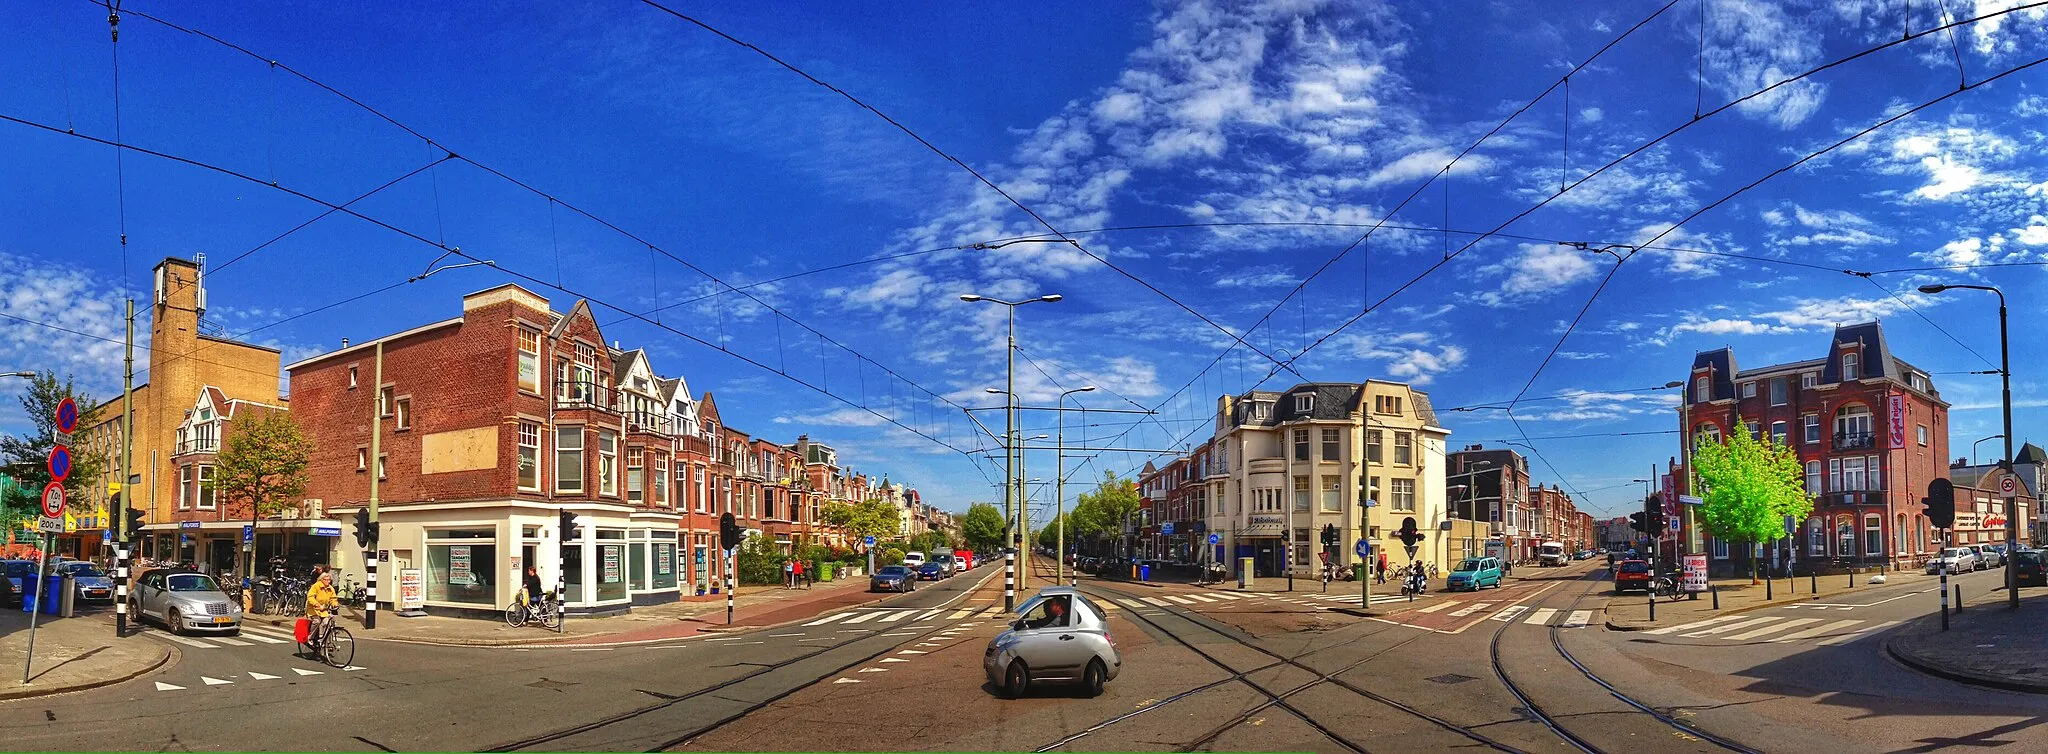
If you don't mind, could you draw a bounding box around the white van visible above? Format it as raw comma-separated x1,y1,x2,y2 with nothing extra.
1538,542,1568,567
902,551,927,568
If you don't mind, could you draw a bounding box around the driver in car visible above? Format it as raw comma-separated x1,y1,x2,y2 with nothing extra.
1024,595,1070,629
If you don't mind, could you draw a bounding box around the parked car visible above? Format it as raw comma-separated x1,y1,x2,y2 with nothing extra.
2011,549,2045,587
1537,542,1568,567
1614,559,1652,594
1980,544,2010,568
0,568,16,608
1446,557,1504,591
1927,547,1981,574
902,551,926,569
917,562,946,581
870,565,917,593
56,561,116,603
934,553,958,576
129,569,242,635
2,559,34,596
985,587,1121,698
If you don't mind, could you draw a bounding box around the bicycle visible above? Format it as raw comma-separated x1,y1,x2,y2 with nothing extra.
298,617,354,668
504,591,562,629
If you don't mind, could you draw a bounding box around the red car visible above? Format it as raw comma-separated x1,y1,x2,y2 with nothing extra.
1614,559,1652,594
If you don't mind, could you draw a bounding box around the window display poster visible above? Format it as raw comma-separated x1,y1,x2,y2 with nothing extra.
398,569,425,609
1681,554,1709,593
656,544,672,575
602,545,622,583
451,545,472,582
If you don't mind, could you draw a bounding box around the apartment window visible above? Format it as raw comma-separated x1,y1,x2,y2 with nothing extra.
599,430,618,496
1805,460,1821,494
1835,405,1873,443
378,454,388,480
1769,377,1788,405
178,466,191,509
1828,458,1842,491
1320,476,1341,512
1394,432,1413,465
654,457,668,506
1917,424,1929,446
1808,518,1826,556
1803,414,1820,444
1293,476,1310,511
517,327,542,393
1801,372,1817,388
1712,537,1730,559
1694,376,1710,402
1366,430,1383,463
1770,421,1787,444
348,366,358,390
694,467,707,513
1375,395,1403,415
1391,478,1416,512
556,426,584,494
1291,429,1309,461
1741,381,1757,399
379,387,394,417
357,448,369,473
627,448,645,503
517,422,540,491
1294,393,1314,413
1746,421,1760,439
1842,352,1861,381
1320,429,1341,461
1251,402,1271,421
394,397,412,431
1843,456,1870,491
1909,372,1928,392
194,464,216,509
1864,514,1883,557
1695,424,1722,445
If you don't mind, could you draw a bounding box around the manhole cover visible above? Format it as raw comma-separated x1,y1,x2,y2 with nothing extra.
1427,673,1478,685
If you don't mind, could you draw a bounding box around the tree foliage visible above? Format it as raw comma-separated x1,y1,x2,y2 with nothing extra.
1078,471,1142,553
1693,429,1813,549
822,497,901,541
0,372,107,533
961,502,1006,552
908,529,953,555
211,410,314,520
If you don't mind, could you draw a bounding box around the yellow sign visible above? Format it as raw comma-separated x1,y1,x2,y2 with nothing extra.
108,482,123,494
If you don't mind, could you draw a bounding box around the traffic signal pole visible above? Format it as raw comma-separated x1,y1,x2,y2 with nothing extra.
116,298,134,637
364,342,383,630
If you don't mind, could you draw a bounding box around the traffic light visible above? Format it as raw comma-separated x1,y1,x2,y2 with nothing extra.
352,508,379,549
1924,478,1955,530
1628,511,1648,533
123,505,145,544
559,509,583,542
1395,516,1424,550
1320,523,1339,551
719,512,741,552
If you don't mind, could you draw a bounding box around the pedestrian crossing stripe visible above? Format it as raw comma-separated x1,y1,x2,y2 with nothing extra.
1489,605,1528,622
1447,602,1493,617
1681,616,1778,638
1416,601,1458,614
840,611,886,624
1186,594,1217,602
1140,597,1170,607
1725,617,1818,641
1816,620,1899,645
1642,615,1739,635
1163,595,1197,605
1561,610,1593,628
876,611,914,623
1523,608,1557,625
1207,592,1246,600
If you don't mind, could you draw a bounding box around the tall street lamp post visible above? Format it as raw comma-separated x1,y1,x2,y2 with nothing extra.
1056,386,1096,586
1919,282,2018,609
1973,434,2005,471
962,292,1061,611
1446,461,1496,561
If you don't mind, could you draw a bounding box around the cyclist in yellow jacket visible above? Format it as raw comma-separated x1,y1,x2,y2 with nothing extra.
303,570,339,654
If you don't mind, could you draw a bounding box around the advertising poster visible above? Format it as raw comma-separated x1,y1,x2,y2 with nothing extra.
656,545,672,575
450,545,472,582
602,545,622,583
1681,554,1709,593
398,569,425,609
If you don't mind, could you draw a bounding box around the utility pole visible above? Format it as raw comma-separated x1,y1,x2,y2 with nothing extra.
365,343,383,630
116,298,134,637
960,292,1061,609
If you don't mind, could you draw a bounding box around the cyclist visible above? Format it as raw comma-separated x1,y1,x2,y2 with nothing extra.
519,565,545,617
302,570,339,657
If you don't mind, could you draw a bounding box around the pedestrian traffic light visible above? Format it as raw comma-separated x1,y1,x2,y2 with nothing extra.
1320,523,1339,550
1628,511,1648,533
559,509,583,542
1924,478,1955,530
1395,516,1423,548
719,512,741,552
352,508,379,549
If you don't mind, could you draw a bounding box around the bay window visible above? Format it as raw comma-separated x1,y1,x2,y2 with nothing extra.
517,422,540,491
599,430,618,496
556,426,584,494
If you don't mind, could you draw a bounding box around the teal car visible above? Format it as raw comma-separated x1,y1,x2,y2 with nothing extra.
1446,557,1504,591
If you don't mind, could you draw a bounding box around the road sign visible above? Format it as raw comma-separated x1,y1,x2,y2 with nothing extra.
1161,522,1175,535
1784,515,1797,537
1355,539,1371,558
38,516,65,534
1999,474,2019,500
243,525,255,544
1208,533,1221,545
55,396,79,434
1667,514,1682,533
47,445,71,483
1403,544,1419,559
863,535,876,547
39,483,65,517
53,431,73,446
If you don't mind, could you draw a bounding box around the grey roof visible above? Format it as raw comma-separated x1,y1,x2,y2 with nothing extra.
1821,322,1896,383
1690,348,1738,403
1275,383,1364,422
1411,390,1439,427
2018,442,2047,466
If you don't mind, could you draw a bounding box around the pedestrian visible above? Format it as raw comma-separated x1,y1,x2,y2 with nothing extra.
1375,551,1388,584
783,559,795,589
793,559,806,589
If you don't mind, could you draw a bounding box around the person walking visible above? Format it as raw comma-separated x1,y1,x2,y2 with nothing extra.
783,559,795,589
1375,551,1388,584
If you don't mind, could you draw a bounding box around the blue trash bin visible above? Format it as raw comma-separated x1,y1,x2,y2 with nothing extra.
1140,564,1151,582
40,574,64,616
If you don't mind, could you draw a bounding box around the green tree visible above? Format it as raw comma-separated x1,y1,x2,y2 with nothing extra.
735,534,788,586
960,502,1006,552
209,410,314,581
1077,471,1142,559
0,372,107,539
908,529,952,555
1693,429,1813,583
823,497,901,542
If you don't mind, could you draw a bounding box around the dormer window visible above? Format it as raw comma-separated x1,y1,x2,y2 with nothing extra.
1374,395,1404,415
1294,393,1314,412
1842,352,1861,381
1251,402,1271,421
1694,376,1710,403
1908,372,1928,392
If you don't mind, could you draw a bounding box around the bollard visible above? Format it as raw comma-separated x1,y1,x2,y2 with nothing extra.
1955,584,1963,614
1711,583,1720,610
1649,588,1656,621
1848,568,1855,589
1765,575,1773,601
1810,571,1818,593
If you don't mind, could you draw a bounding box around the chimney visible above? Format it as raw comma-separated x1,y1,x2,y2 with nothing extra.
341,338,350,348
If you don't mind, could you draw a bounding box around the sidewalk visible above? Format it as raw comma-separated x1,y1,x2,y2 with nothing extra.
1605,565,1936,631
0,608,171,701
241,575,883,647
1886,587,2048,693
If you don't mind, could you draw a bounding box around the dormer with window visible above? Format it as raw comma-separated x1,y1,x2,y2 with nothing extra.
1293,392,1315,413
1841,351,1861,381
1373,394,1403,415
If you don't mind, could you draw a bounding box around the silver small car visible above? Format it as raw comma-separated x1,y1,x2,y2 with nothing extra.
984,587,1121,698
131,569,243,635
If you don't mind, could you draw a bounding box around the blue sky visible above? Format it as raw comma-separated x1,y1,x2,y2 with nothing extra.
5,0,2048,518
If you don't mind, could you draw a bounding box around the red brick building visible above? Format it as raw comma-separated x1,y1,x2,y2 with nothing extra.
1677,322,1949,572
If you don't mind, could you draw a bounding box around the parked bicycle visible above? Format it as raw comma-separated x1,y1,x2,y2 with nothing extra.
505,591,563,629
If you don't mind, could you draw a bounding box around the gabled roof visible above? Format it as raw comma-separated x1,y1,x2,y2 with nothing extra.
549,299,598,340
1275,383,1363,422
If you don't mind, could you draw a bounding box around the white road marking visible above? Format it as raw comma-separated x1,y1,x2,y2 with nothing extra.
247,671,280,680
144,630,217,648
1186,594,1218,603
1489,606,1529,622
1560,610,1593,629
833,678,861,684
1164,595,1197,605
208,637,254,647
877,611,915,623
1523,608,1557,625
235,631,289,645
1722,618,1820,641
571,648,614,652
1771,620,1865,643
804,613,853,626
1416,601,1458,614
857,667,888,673
841,612,886,624
1642,615,1739,635
879,632,914,637
342,665,367,671
201,676,232,686
769,633,805,638
1816,620,1900,646
917,609,943,620
154,682,185,691
292,668,323,676
1448,603,1493,617
1140,597,1171,607
1207,593,1246,600
881,658,909,663
1682,617,1779,638
946,609,974,619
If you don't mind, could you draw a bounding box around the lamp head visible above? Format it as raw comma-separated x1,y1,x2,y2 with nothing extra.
1660,381,1683,388
1079,385,1097,393
1918,284,1949,294
959,294,985,302
1038,294,1063,303
985,388,1005,395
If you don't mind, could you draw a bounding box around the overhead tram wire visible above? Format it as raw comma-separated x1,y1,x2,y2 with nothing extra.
1855,274,1996,368
102,3,977,431
632,0,1305,385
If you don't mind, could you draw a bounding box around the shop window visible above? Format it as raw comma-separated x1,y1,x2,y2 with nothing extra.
597,541,628,602
1836,518,1855,557
631,542,648,590
1808,518,1826,556
426,541,497,606
653,542,678,590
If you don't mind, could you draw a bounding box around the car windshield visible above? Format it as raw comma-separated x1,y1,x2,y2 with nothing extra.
1619,562,1650,574
62,564,105,577
1453,559,1483,572
167,574,220,592
1942,548,1969,558
2,562,30,577
878,566,909,576
2016,551,2042,565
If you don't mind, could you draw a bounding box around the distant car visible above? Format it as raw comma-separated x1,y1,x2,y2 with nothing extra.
1447,557,1504,591
1614,559,1652,594
1537,542,1568,567
1927,547,1980,574
902,552,927,569
870,565,917,593
2012,550,2045,587
130,569,242,635
933,553,957,576
56,561,115,603
2,559,34,596
917,562,946,581
1981,544,2010,568
985,587,1121,699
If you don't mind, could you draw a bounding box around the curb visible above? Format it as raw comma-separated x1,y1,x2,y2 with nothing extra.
0,644,174,701
1883,614,2048,695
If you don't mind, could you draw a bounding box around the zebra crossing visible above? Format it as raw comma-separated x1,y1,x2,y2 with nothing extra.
137,622,299,649
800,604,1010,627
1638,614,1902,646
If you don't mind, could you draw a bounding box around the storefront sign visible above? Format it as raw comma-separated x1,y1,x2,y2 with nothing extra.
1248,515,1284,526
1161,522,1175,535
180,521,202,529
656,545,672,576
602,545,622,583
450,545,473,582
1888,394,1907,448
1681,554,1708,592
398,569,425,609
311,526,341,536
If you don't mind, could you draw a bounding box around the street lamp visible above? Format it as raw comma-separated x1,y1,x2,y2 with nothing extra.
1056,386,1096,586
962,292,1063,611
1447,461,1496,560
1919,282,2018,609
2,371,35,379
1973,434,2006,472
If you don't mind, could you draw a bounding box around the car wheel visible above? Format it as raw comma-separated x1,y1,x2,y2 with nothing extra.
1003,660,1029,699
1080,659,1107,698
166,607,184,636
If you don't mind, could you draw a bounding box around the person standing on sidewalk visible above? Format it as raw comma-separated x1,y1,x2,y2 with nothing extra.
1376,551,1388,584
783,560,794,589
793,559,807,589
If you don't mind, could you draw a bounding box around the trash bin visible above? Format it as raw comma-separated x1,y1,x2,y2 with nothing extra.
1354,564,1368,582
59,574,77,618
1139,564,1151,582
40,574,64,616
1238,557,1255,589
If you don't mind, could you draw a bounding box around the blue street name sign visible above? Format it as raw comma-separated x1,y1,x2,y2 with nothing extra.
179,521,201,529
863,535,876,547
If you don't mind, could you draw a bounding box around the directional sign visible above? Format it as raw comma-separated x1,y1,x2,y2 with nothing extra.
47,445,72,483
2000,474,2019,500
863,535,876,547
40,482,66,518
1208,533,1221,545
1355,539,1372,558
243,525,255,544
55,396,79,434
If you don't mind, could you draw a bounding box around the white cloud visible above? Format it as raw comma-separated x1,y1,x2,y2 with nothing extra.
0,252,141,399
1702,0,1829,128
1331,330,1466,385
1364,148,1493,188
774,407,891,428
1480,243,1600,305
1579,107,1603,123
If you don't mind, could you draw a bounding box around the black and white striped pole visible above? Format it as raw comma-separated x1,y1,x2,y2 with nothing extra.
114,540,129,634
364,549,378,629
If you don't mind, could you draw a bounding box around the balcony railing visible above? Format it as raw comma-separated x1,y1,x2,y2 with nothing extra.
679,435,711,457
1815,490,1888,507
1832,431,1875,451
624,410,674,436
174,437,220,456
554,379,619,413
